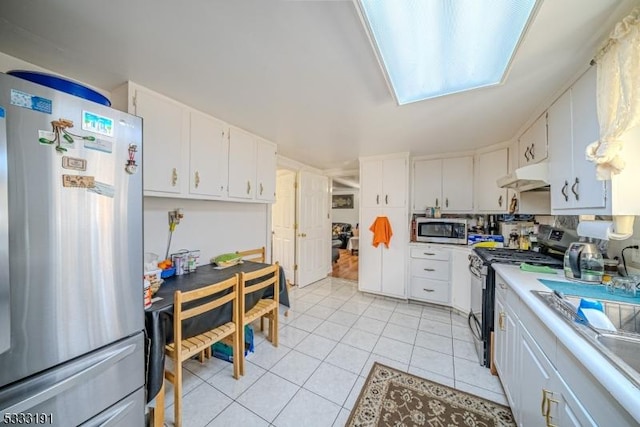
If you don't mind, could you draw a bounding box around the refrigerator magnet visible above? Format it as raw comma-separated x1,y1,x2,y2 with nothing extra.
87,181,115,198
125,144,138,174
10,89,52,114
62,174,95,188
62,156,87,172
84,138,113,154
82,111,114,137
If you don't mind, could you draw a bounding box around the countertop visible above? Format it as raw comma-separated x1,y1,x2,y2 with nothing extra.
492,264,640,424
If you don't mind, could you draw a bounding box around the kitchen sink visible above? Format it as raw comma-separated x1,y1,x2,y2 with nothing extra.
595,333,640,374
532,290,640,387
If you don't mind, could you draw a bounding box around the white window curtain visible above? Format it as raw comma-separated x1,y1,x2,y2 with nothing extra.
586,8,640,180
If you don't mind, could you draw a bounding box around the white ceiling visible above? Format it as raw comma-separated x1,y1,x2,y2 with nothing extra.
0,0,636,172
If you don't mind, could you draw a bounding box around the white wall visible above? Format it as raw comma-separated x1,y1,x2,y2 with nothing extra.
331,189,359,227
144,197,270,266
606,217,640,270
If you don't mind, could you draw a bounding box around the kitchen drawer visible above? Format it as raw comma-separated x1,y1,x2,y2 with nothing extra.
410,247,450,261
410,277,450,304
411,259,449,280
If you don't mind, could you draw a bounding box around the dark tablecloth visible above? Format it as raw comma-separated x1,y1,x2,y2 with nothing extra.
144,262,290,402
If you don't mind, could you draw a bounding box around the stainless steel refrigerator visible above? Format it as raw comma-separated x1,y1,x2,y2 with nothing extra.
0,72,144,426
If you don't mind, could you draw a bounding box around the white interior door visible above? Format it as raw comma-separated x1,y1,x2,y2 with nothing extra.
272,170,297,284
297,171,330,287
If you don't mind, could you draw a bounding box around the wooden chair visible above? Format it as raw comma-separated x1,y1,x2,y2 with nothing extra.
238,263,279,376
236,246,266,263
164,276,241,427
236,246,271,330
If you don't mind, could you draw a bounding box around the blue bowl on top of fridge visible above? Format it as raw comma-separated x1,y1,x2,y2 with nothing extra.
7,70,111,106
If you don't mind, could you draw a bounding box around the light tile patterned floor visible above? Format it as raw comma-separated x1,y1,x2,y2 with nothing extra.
159,277,507,426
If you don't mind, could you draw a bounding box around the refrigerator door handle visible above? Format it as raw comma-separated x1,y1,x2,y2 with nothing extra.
1,343,136,415
0,110,9,355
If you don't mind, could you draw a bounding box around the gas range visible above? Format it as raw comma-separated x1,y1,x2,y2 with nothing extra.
468,246,564,368
472,247,564,268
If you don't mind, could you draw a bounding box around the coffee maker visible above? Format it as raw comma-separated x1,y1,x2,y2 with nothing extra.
563,241,604,283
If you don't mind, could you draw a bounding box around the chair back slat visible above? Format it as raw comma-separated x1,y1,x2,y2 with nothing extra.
179,277,237,303
181,291,235,320
236,247,266,263
244,275,277,295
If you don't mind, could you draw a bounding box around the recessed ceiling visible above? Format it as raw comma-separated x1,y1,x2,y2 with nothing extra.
0,0,635,171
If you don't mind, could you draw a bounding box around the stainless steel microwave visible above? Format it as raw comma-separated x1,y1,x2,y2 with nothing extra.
415,218,468,245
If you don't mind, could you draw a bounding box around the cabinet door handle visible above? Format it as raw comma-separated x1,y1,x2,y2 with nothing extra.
541,389,548,417
498,195,503,207
546,396,559,427
385,194,389,205
499,312,506,331
423,268,435,272
247,180,251,194
571,177,579,201
530,143,535,160
524,145,531,161
561,180,569,202
423,252,436,256
422,288,435,293
376,195,380,205
435,198,439,208
194,171,200,188
171,168,178,186
260,183,264,196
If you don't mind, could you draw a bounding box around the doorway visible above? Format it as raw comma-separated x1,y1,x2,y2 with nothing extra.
329,174,360,282
272,168,331,287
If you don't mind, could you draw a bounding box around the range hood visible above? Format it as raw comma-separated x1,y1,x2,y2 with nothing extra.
497,162,549,192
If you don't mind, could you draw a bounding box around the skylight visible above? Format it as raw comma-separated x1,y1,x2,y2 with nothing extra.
356,0,538,105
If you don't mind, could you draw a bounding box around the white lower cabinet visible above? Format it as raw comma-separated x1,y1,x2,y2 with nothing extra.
494,278,519,412
519,326,596,427
495,272,635,427
409,246,450,305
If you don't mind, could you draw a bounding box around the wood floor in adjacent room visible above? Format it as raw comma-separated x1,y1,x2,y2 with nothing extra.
331,249,358,281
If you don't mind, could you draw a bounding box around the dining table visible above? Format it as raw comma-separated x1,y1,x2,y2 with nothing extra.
144,261,290,403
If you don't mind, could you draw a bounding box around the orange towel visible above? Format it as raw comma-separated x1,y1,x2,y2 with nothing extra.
369,216,393,248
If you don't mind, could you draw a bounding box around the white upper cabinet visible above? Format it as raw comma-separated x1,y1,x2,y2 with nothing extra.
133,86,186,195
548,67,608,212
412,156,473,212
412,159,441,211
189,111,228,198
383,157,409,208
477,148,510,212
113,82,278,203
518,113,548,167
228,127,257,200
228,129,277,202
362,157,407,208
255,138,277,202
442,156,473,212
